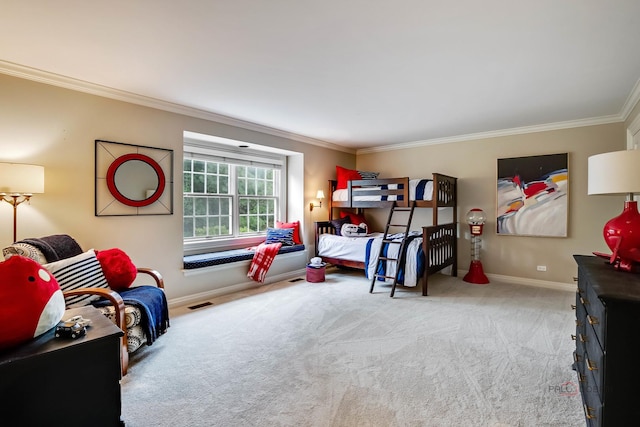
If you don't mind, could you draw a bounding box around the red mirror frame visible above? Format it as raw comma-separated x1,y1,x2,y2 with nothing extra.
106,153,166,207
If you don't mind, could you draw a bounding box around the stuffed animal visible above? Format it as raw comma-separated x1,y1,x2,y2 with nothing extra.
0,255,65,350
340,222,369,237
96,248,137,292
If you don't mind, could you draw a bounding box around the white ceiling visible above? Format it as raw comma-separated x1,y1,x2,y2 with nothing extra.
2,1,640,151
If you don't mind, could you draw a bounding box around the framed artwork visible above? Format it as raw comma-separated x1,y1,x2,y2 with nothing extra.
496,153,568,237
95,140,173,216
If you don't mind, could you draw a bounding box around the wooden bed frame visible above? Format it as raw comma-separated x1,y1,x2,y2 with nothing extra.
316,172,458,295
328,173,457,224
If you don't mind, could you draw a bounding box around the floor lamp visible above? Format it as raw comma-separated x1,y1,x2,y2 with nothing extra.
0,163,45,243
588,149,640,271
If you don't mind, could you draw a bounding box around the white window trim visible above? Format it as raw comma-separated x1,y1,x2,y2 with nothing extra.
183,137,287,255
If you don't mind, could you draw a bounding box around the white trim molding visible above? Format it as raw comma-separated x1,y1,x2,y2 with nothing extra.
358,115,625,155
3,60,639,156
456,269,577,292
0,60,355,155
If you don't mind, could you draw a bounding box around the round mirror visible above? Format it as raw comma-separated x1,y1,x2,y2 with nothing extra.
106,154,166,207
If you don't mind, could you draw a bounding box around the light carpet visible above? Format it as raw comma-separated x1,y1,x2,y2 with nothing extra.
121,269,584,427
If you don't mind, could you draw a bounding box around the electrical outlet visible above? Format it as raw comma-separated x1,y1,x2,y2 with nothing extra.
537,265,547,272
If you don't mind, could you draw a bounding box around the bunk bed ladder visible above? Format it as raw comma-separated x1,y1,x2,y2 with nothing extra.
369,202,416,297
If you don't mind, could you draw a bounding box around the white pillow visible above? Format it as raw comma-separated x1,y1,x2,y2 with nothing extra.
44,250,109,308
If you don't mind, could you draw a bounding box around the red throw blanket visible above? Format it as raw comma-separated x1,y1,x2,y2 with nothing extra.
247,242,282,283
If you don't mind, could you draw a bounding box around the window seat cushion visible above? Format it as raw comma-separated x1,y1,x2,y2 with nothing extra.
183,244,305,270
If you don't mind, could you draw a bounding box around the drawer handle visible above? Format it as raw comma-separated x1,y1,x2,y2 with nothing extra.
571,334,576,341
579,334,587,343
573,352,581,363
571,304,576,310
584,404,596,420
587,359,598,371
573,276,578,282
578,373,587,383
580,297,589,305
577,287,584,294
587,315,599,325
575,319,583,327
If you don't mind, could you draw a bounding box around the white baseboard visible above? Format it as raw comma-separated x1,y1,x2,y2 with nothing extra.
457,269,577,292
169,267,307,309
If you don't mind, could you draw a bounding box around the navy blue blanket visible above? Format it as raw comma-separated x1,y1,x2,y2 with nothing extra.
94,285,169,345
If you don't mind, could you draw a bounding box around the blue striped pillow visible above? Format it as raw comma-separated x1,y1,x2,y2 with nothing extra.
265,227,295,246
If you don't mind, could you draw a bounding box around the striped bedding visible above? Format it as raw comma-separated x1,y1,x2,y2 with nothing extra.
332,179,433,202
317,232,424,287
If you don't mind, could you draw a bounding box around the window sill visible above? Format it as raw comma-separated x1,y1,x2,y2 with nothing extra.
183,244,306,270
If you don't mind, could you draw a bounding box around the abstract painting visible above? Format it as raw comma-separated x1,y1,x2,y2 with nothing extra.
497,153,568,237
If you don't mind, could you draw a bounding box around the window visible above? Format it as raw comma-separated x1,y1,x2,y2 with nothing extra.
183,139,285,252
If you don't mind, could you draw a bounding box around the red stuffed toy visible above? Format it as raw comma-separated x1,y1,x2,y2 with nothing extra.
0,256,65,350
95,248,137,292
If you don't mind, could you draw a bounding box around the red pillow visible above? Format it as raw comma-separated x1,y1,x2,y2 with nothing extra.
336,166,362,190
340,211,368,229
96,248,137,292
276,220,302,244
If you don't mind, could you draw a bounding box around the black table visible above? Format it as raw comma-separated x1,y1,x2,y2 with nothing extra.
0,305,124,426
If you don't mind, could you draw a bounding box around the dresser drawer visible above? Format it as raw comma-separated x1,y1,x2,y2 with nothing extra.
581,371,602,427
579,283,606,349
575,291,587,336
583,322,604,401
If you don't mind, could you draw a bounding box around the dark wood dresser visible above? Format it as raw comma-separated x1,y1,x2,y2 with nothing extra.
0,305,124,426
573,255,640,426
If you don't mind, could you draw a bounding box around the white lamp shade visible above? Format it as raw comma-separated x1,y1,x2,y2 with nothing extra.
316,190,325,199
0,163,45,194
588,150,640,195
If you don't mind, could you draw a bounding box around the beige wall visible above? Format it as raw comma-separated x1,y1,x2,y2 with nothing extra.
0,73,354,301
1,71,635,297
357,124,627,284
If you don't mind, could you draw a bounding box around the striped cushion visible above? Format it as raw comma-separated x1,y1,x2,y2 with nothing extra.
182,244,305,269
358,170,380,179
265,227,295,246
44,250,109,308
2,243,47,264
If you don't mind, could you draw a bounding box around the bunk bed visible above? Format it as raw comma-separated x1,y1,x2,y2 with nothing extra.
315,173,458,296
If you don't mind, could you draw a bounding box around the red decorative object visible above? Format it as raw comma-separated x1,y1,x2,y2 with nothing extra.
598,201,640,272
463,208,490,284
464,260,490,284
0,256,65,350
106,153,165,207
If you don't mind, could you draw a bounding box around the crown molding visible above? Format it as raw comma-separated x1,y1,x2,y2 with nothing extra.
357,114,625,155
3,60,637,157
360,78,640,155
0,60,355,155
620,77,640,120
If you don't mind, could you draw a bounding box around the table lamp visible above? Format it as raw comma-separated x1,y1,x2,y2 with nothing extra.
588,149,640,271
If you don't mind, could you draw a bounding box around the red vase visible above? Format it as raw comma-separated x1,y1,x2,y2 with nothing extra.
603,201,640,270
